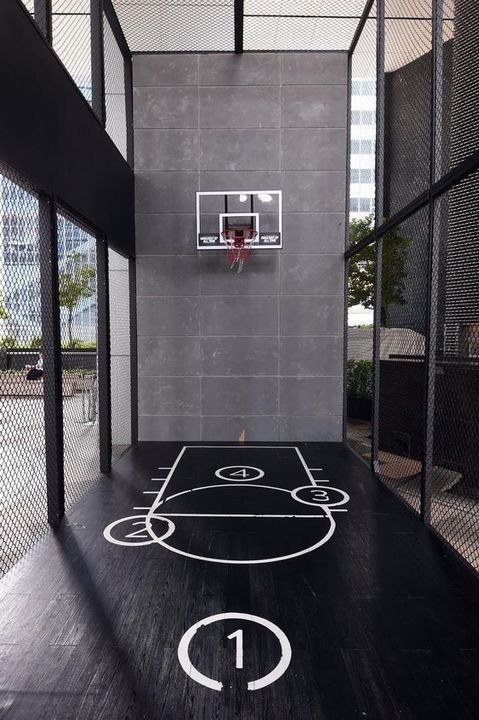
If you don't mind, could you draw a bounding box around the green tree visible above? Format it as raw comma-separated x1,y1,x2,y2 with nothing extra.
58,253,96,348
348,214,410,326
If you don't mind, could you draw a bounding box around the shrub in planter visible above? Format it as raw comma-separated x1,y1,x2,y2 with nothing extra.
347,359,373,420
0,335,20,350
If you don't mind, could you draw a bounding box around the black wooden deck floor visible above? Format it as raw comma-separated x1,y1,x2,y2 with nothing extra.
1,442,478,720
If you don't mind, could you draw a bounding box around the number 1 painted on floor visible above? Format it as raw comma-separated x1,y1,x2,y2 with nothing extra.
227,629,244,669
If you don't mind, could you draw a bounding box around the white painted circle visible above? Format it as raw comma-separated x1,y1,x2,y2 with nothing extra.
146,484,337,564
291,485,350,508
214,466,265,482
177,612,292,691
103,514,175,547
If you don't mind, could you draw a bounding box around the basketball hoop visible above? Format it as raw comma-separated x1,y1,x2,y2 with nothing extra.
221,227,258,274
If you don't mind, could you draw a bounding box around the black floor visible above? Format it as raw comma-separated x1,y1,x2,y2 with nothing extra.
1,442,478,720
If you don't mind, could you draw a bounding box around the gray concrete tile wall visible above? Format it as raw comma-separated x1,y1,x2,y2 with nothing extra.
134,51,347,441
133,87,198,129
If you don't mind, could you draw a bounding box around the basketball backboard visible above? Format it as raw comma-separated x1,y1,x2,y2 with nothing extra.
196,190,282,250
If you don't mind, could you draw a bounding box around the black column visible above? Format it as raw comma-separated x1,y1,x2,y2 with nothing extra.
129,258,138,445
371,0,385,473
97,238,112,472
234,0,244,54
39,194,64,528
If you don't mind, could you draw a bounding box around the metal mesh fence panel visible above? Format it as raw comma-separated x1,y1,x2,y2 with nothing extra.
56,209,100,509
376,206,429,514
112,0,235,52
108,249,131,461
52,0,93,105
383,0,432,216
0,165,48,577
346,244,375,463
436,0,479,180
430,171,479,572
111,0,367,52
104,13,127,160
244,15,359,52
21,0,34,16
350,4,376,222
244,0,365,51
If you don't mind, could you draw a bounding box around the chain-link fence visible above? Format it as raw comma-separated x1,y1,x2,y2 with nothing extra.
104,12,127,159
0,164,48,576
111,0,372,52
346,246,374,463
347,0,479,574
350,2,376,222
346,2,376,462
52,0,93,105
0,160,126,578
20,0,34,16
56,209,100,510
384,0,432,216
23,1,131,162
109,249,131,460
442,1,479,174
244,0,365,52
377,207,429,514
430,172,479,571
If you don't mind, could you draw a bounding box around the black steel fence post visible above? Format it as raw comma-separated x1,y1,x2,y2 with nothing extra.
421,0,443,524
371,0,385,474
129,258,138,445
234,0,244,54
97,238,111,473
39,194,64,528
343,52,353,442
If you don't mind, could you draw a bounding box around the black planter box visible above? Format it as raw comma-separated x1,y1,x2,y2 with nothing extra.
347,395,372,421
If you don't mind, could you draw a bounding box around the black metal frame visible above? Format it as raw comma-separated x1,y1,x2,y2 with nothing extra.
97,236,112,474
345,0,479,571
234,0,244,54
104,0,134,163
129,258,138,445
1,1,137,540
371,0,385,472
27,0,133,167
39,193,65,527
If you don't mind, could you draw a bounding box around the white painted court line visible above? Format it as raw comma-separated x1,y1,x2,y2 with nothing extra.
153,446,187,504
145,511,338,565
155,482,296,508
153,513,327,518
293,447,316,485
103,446,350,564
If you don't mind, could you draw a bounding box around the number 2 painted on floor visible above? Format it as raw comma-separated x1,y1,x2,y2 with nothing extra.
227,629,244,669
